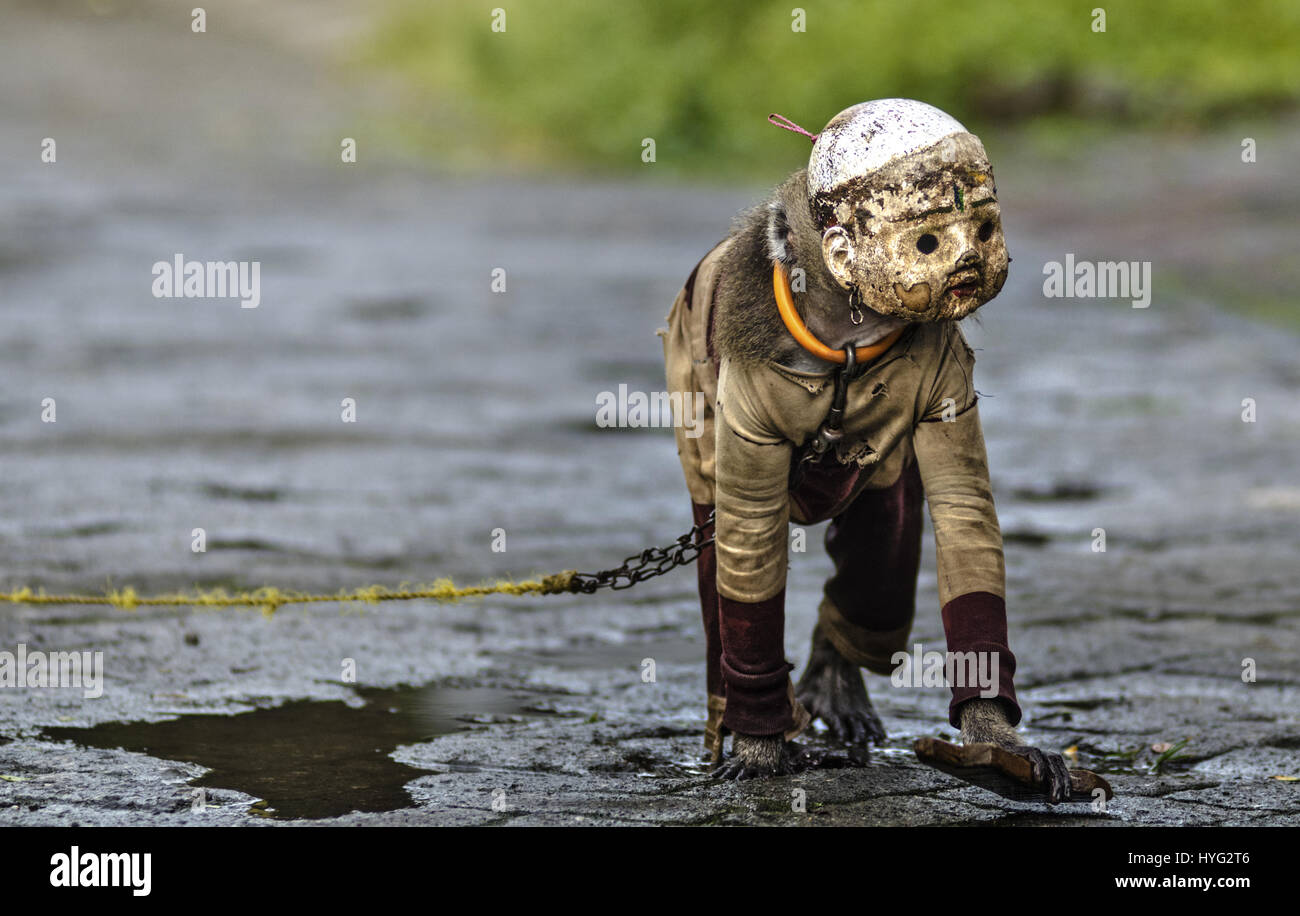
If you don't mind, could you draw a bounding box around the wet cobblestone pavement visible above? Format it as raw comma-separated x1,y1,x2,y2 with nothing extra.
1,3,1297,826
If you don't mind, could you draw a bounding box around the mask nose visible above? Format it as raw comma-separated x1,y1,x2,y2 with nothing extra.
956,248,982,269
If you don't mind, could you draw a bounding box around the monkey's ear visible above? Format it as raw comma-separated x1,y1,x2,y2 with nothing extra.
821,226,853,290
765,200,795,266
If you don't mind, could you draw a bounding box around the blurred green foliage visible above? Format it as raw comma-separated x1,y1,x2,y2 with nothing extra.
369,0,1300,177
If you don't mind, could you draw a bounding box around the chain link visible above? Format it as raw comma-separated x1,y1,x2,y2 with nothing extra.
567,511,715,593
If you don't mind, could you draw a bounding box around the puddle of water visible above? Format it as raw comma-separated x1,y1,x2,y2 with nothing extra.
43,684,544,820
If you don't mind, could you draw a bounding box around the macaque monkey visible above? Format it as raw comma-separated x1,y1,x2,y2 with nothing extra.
662,99,1071,801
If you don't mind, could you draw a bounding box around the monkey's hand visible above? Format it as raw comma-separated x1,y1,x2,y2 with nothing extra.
795,624,887,746
712,733,793,781
958,698,1072,804
992,744,1073,804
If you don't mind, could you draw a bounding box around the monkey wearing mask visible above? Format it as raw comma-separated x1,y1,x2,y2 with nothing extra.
661,99,1072,801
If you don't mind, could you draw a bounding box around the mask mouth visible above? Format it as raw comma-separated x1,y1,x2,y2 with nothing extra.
944,267,983,300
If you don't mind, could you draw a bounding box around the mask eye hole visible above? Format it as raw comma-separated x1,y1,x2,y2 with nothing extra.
978,220,994,242
916,233,939,254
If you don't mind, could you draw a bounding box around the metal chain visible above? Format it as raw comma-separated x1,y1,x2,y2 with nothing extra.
570,348,868,594
788,345,864,490
567,511,715,593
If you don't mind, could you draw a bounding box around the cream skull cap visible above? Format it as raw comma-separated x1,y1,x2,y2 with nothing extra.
807,99,968,206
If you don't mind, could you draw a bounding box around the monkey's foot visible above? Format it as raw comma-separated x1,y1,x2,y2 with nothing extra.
712,733,793,781
914,737,1113,805
713,734,868,780
795,624,887,746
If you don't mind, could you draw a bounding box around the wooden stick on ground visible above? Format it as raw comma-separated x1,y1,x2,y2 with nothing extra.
915,737,1115,804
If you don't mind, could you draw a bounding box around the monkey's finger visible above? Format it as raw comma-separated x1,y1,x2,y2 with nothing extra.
711,760,742,781
1028,749,1067,803
714,759,772,781
847,716,868,747
838,716,862,746
1039,752,1065,802
1024,748,1047,786
1046,754,1073,804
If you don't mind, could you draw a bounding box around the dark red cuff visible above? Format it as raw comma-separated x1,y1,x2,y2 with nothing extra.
940,591,1021,729
718,589,793,736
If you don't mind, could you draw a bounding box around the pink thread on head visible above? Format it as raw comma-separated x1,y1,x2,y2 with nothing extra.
768,113,819,143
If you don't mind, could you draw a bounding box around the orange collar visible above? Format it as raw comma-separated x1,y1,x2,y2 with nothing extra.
772,262,904,365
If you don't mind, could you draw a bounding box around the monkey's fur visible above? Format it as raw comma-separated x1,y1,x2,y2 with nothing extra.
706,169,1072,804
713,169,906,369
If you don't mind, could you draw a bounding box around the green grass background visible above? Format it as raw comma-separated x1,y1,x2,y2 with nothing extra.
368,0,1300,177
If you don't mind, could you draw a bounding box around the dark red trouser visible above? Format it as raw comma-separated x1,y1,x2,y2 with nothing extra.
695,457,1021,736
822,459,925,639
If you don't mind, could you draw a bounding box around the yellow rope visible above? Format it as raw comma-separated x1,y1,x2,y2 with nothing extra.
0,571,579,618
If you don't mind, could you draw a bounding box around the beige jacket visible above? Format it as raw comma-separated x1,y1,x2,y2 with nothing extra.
663,240,1005,610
